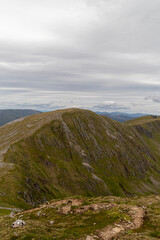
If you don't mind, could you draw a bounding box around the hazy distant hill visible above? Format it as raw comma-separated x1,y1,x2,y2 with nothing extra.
96,111,147,122
0,109,41,126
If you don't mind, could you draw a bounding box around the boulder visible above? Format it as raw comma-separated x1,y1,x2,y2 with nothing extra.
11,219,26,228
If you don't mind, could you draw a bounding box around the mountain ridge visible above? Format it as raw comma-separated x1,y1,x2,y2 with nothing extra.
0,108,160,209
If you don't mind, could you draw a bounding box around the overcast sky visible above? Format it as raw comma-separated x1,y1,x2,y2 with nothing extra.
0,0,160,113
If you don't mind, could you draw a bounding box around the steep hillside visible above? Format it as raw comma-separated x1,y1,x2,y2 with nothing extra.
1,109,160,209
125,115,160,176
0,109,41,127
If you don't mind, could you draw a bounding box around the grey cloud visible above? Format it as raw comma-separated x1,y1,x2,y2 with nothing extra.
145,96,160,103
0,100,66,111
93,102,128,111
0,0,160,113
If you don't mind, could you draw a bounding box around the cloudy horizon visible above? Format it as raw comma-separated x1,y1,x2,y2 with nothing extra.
1,0,160,114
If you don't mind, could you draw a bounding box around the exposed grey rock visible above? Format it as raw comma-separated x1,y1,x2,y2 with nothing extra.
36,211,41,217
49,220,54,225
82,162,94,171
11,219,26,228
36,211,46,217
92,173,103,182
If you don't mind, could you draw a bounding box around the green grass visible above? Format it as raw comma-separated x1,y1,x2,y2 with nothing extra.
0,209,12,216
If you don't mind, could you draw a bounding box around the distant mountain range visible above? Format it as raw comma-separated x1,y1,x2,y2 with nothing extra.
0,109,150,127
96,111,148,122
0,109,41,127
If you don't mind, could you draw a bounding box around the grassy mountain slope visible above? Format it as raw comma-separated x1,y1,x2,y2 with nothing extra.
0,109,41,127
125,115,160,126
1,109,160,209
125,115,160,180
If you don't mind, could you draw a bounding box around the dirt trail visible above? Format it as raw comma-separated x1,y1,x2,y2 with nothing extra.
96,206,145,240
15,198,83,216
15,199,116,217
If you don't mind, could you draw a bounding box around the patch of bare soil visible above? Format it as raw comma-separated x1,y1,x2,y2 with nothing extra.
15,198,83,216
94,206,145,240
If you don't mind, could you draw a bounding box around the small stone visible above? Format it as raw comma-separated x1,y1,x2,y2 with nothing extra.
36,211,46,217
49,220,54,225
36,211,41,217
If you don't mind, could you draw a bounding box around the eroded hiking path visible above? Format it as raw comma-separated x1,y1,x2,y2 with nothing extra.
15,198,83,216
95,206,145,240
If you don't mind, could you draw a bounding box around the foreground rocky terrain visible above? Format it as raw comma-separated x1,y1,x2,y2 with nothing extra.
0,195,160,240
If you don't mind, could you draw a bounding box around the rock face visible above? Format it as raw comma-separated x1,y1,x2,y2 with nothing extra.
1,109,160,208
11,220,26,228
